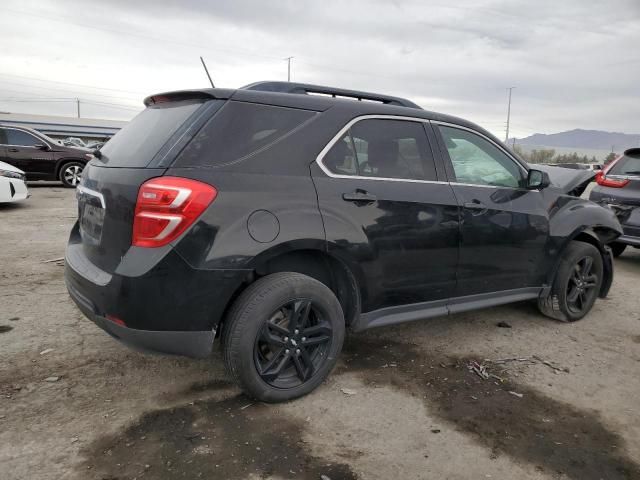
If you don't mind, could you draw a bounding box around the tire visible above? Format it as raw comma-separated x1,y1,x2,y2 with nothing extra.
538,241,603,322
58,161,84,188
222,272,345,402
610,242,627,257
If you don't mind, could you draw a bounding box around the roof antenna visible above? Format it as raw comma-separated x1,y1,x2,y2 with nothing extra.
200,56,215,88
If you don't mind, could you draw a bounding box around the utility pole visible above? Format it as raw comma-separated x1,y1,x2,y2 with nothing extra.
505,87,515,142
285,56,294,82
76,98,80,118
199,56,215,88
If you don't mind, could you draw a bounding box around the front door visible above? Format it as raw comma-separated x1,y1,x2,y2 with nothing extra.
312,117,459,313
433,123,549,297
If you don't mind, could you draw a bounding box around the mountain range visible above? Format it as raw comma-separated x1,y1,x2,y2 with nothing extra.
512,129,640,152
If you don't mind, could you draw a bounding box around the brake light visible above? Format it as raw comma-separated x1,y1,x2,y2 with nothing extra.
596,174,630,188
132,177,217,248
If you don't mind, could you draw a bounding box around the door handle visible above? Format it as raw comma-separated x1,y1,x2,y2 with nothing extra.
342,190,377,203
463,200,488,215
8,148,19,153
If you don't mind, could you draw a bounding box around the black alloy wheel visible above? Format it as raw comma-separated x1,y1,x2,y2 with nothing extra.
254,298,333,389
223,272,345,402
565,255,599,316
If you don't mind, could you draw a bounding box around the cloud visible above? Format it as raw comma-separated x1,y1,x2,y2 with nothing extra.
1,0,638,137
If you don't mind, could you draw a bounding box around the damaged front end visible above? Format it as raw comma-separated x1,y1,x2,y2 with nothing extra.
532,164,595,197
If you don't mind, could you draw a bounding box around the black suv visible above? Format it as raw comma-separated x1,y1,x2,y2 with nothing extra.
65,81,621,402
0,125,91,187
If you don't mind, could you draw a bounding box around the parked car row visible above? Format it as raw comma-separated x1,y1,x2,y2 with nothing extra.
0,125,92,187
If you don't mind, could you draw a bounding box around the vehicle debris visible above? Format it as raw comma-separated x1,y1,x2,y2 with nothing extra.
42,257,64,264
496,321,512,328
509,391,524,398
44,376,60,382
341,388,358,396
487,355,569,373
39,348,54,355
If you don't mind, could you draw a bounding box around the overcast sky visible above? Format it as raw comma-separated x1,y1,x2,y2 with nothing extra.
1,0,638,139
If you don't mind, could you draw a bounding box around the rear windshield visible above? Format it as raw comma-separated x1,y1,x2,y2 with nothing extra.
609,152,640,176
174,101,316,167
99,100,204,167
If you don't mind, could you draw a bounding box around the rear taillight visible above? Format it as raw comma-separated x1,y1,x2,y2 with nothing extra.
132,177,217,248
596,174,630,188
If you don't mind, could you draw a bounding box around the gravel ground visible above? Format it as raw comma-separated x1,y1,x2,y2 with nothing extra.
1,184,639,480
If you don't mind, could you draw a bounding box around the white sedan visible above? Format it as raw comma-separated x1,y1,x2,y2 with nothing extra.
0,161,29,203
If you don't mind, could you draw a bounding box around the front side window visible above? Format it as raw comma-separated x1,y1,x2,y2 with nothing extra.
438,126,524,188
6,129,41,147
323,119,437,181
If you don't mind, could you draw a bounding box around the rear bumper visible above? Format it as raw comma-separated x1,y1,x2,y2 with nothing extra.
67,277,214,358
64,225,251,358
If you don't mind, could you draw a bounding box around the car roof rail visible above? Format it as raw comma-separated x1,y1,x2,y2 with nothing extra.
242,81,422,109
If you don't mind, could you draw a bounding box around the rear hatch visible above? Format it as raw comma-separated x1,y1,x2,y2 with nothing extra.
76,95,224,273
596,149,640,231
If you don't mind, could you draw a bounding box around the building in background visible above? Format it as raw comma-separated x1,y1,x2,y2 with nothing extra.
0,112,126,146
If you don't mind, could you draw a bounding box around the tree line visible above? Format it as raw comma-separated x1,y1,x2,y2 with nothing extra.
512,145,617,165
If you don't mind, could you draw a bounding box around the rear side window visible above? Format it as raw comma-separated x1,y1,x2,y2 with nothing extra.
608,152,640,176
323,119,436,181
99,100,205,167
175,101,316,167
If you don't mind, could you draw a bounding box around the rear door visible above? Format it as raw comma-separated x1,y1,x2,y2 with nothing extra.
433,123,549,297
312,116,459,313
4,128,55,177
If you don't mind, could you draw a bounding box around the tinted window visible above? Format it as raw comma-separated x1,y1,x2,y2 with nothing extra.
6,129,41,147
608,152,640,176
323,119,436,181
99,100,205,167
438,126,524,188
176,101,316,167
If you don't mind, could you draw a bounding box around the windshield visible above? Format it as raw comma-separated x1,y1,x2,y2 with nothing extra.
98,99,204,167
609,152,640,176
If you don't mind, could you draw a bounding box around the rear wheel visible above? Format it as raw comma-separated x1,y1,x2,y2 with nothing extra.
538,241,603,322
610,242,627,257
59,161,84,188
222,272,345,402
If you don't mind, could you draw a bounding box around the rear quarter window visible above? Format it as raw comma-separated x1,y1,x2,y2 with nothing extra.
174,101,317,167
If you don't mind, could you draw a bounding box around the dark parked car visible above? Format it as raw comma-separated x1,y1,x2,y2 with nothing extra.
65,81,621,402
0,125,92,187
590,148,640,256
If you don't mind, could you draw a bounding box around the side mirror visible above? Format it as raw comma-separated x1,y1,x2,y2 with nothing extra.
34,144,50,151
527,169,550,189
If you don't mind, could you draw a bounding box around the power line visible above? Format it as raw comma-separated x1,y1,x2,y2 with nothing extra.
0,78,141,102
0,72,146,95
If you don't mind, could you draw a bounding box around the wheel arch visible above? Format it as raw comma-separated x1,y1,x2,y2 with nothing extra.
546,226,617,299
218,248,361,336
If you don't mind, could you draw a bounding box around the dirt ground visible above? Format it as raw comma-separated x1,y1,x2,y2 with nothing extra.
1,184,639,480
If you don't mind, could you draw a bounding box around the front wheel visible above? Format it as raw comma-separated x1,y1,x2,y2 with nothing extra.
538,241,603,322
59,161,84,188
222,272,345,402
